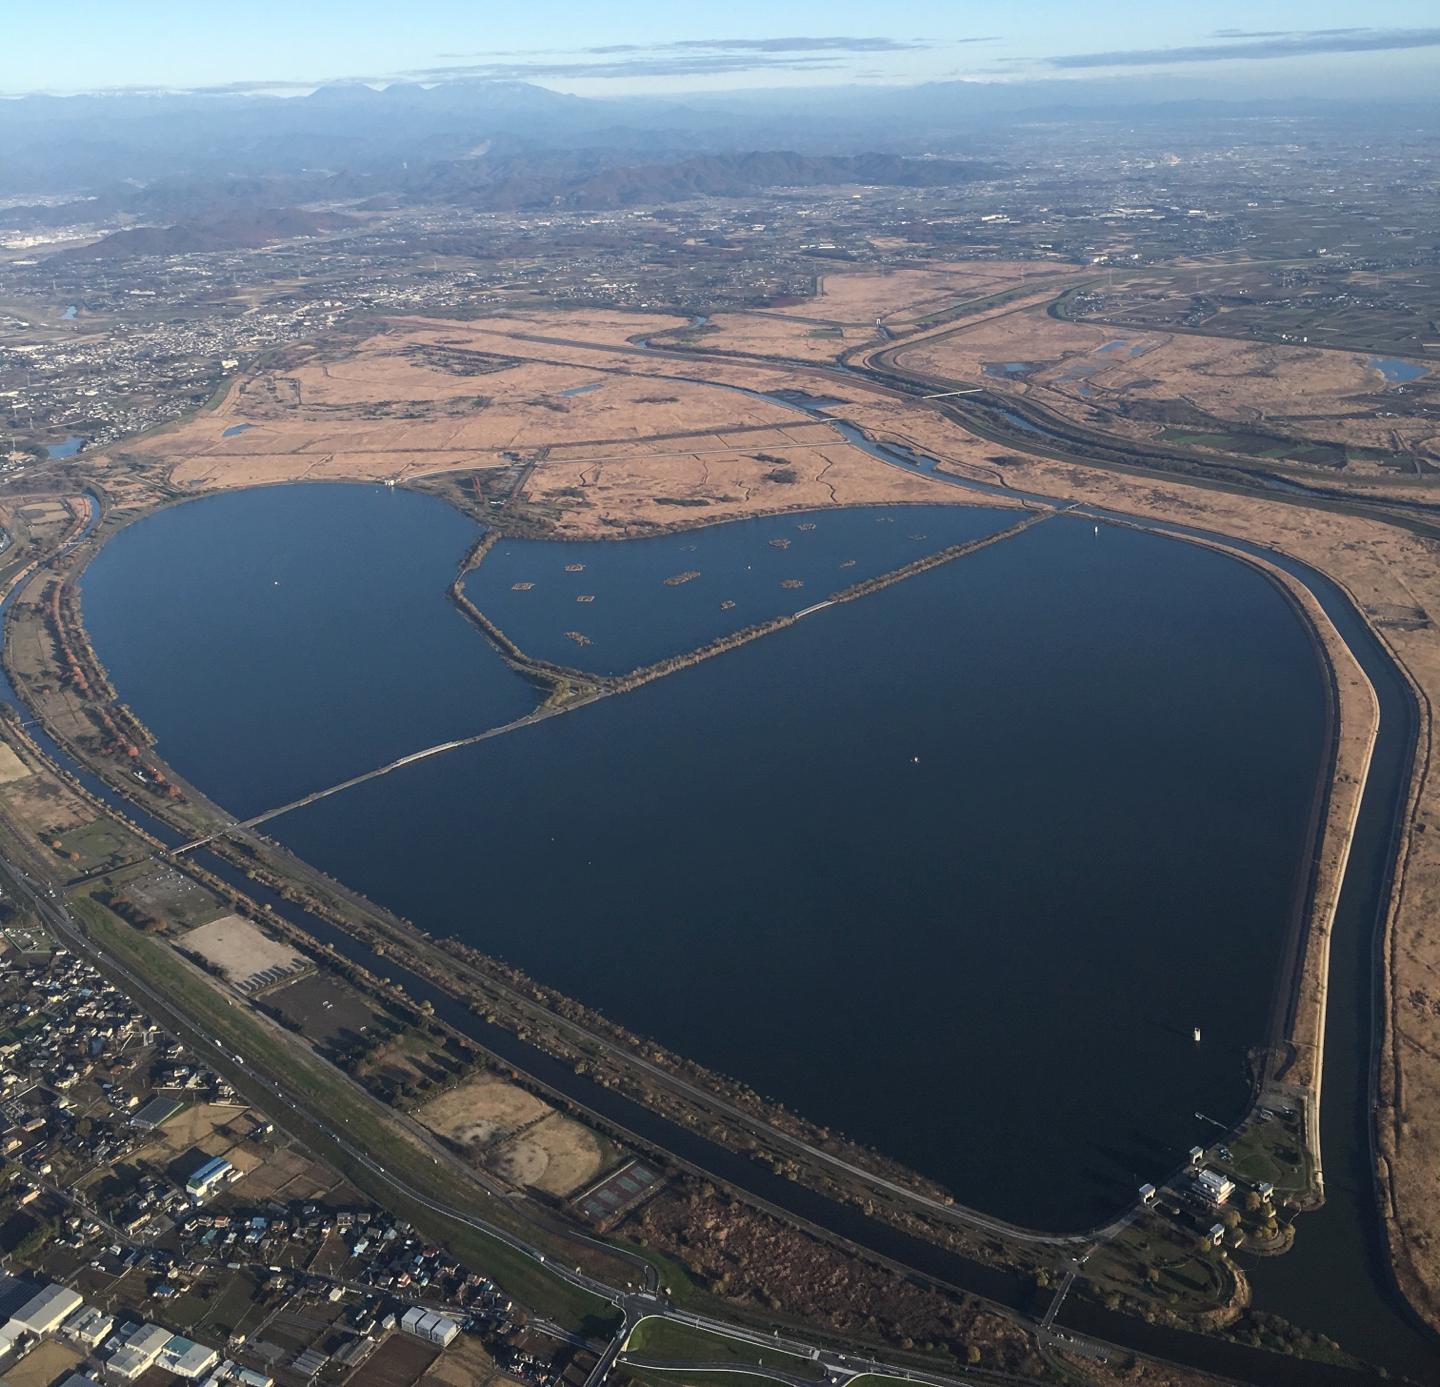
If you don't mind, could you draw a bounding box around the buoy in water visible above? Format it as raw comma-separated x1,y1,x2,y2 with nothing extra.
1193,1026,1202,1044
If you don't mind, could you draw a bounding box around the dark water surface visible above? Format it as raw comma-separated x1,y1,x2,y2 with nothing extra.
1368,356,1427,385
82,483,1329,1231
83,485,539,819
466,504,1021,675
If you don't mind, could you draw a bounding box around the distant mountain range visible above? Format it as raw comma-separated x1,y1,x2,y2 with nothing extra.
2,76,1428,200
5,150,988,250
348,149,989,212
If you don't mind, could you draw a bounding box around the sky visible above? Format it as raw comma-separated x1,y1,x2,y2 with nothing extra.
6,0,1440,98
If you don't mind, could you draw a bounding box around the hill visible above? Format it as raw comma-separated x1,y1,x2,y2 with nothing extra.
59,208,356,261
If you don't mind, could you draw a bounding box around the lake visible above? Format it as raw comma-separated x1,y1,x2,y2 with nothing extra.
466,504,1023,676
83,485,539,819
82,482,1329,1231
1369,356,1428,385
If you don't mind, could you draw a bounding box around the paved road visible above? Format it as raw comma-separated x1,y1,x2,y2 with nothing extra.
170,696,604,853
1039,1260,1084,1331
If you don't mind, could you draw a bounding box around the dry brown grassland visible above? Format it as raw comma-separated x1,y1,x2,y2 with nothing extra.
888,304,1440,465
109,302,1018,534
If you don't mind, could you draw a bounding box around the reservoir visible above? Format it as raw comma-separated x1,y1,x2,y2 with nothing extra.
466,503,1023,675
82,483,1330,1232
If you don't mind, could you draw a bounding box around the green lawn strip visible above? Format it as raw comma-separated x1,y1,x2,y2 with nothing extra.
623,1368,797,1387
54,818,139,870
611,1244,706,1302
72,895,618,1331
1222,1113,1313,1198
625,1317,824,1379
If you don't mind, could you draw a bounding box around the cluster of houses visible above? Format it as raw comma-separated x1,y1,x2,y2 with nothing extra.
177,1203,515,1314
0,1272,255,1387
0,944,540,1387
0,948,247,1235
0,949,234,1125
496,1338,585,1387
0,951,156,1111
0,1260,488,1387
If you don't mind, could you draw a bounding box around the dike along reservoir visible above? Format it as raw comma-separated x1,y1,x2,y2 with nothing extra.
83,483,1329,1231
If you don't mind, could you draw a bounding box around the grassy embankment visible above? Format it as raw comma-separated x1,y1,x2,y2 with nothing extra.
623,1317,824,1380
624,1371,795,1387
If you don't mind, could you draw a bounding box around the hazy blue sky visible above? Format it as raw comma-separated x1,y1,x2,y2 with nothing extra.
7,1,1440,97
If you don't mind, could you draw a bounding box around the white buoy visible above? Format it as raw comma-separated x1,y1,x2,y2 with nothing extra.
1193,1026,1202,1044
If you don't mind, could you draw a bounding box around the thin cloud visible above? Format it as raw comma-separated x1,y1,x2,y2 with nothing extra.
1211,27,1364,39
1050,26,1440,68
417,34,1010,83
663,37,925,53
439,36,946,60
403,55,849,81
19,33,996,100
403,36,979,83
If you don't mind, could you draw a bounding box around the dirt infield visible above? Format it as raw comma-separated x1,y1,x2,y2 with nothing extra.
408,1054,611,1197
181,914,307,987
0,741,30,784
414,1073,553,1152
487,1112,610,1197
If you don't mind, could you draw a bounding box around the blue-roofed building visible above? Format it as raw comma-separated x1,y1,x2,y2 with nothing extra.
185,1157,236,1201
